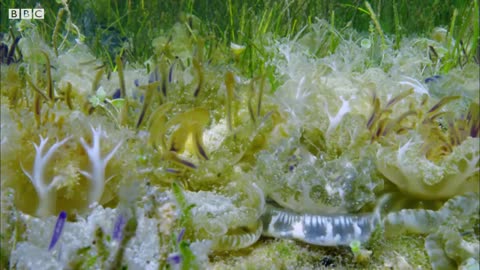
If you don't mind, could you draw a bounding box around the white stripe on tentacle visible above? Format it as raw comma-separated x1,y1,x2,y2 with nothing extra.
261,204,380,246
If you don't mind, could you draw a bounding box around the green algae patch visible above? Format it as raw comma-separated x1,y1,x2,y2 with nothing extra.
371,234,431,269
210,239,350,270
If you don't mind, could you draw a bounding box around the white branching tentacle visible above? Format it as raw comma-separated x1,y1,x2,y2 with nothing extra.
21,136,70,217
80,126,123,206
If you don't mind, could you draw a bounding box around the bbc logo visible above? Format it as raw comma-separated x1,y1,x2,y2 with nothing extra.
9,9,45,19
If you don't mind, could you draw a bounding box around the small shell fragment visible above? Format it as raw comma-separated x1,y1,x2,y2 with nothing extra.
230,42,246,55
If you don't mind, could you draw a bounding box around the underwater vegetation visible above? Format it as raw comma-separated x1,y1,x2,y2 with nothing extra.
0,0,479,269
